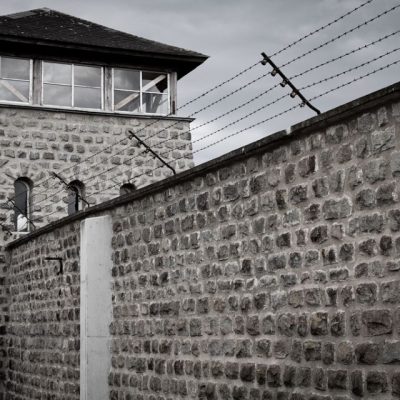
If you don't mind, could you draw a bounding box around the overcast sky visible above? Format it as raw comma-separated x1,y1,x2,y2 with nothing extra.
2,0,400,165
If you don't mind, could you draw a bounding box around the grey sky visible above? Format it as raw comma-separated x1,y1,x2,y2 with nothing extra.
2,0,400,164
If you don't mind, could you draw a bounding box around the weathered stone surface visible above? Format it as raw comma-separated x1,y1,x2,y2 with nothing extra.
322,198,352,220
362,310,392,336
3,93,400,400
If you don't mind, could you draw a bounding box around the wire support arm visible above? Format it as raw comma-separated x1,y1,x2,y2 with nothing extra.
51,172,90,207
128,130,176,175
7,198,36,229
261,52,321,115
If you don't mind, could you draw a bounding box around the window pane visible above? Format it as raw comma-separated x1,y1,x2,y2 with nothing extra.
114,69,140,91
142,93,168,114
114,90,140,112
43,62,72,84
14,180,29,232
142,72,167,94
75,87,102,109
1,57,30,80
75,65,101,87
120,183,136,196
0,80,29,102
67,187,79,215
43,84,72,107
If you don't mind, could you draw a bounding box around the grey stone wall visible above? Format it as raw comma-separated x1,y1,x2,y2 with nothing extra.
0,105,193,399
4,84,400,399
107,99,400,400
0,246,6,400
5,222,81,399
0,106,193,233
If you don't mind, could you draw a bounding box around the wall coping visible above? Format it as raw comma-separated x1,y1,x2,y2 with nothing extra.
7,80,400,249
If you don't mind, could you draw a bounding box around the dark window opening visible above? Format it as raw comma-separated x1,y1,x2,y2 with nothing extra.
14,178,31,232
120,183,136,196
67,180,85,215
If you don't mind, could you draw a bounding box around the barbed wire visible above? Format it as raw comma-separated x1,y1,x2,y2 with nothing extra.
5,1,397,229
3,0,381,212
291,28,400,80
49,22,400,190
27,44,400,217
31,55,400,225
280,2,400,70
270,0,377,58
72,2,400,176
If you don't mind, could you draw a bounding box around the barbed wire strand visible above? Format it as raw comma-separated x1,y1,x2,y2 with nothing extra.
69,2,400,176
271,0,377,58
82,57,400,209
50,19,400,190
5,0,381,210
29,46,400,214
31,56,400,224
279,2,400,70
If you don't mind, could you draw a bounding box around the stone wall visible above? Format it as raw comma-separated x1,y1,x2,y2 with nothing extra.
5,222,81,399
0,106,193,233
0,105,193,399
4,83,400,399
0,246,7,400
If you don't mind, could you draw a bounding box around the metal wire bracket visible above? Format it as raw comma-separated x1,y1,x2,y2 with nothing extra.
128,130,176,175
7,197,36,229
261,52,321,115
51,172,90,207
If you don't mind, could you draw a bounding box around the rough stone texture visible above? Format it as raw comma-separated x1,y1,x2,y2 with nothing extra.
5,222,81,399
0,106,194,399
3,91,400,399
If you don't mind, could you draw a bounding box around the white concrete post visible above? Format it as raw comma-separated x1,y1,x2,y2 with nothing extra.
80,216,113,400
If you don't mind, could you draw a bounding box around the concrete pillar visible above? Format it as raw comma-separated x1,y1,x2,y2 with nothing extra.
80,216,113,400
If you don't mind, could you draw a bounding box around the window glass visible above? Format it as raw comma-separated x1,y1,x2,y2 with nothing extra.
2,57,30,80
142,93,169,114
0,81,30,103
74,65,101,87
114,69,140,91
67,187,79,215
142,72,167,94
113,69,169,114
114,90,141,112
120,183,136,196
14,179,30,232
43,84,72,107
0,57,31,104
43,62,72,84
74,87,101,109
67,181,85,215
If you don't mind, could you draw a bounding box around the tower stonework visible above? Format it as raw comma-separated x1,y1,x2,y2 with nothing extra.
0,8,207,398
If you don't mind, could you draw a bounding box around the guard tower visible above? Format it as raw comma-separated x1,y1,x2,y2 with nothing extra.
0,8,207,395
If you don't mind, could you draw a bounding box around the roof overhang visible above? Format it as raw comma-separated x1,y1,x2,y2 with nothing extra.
0,34,208,78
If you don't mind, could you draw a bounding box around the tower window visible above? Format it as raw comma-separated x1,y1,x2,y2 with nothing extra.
0,56,32,104
14,178,32,232
120,183,136,196
113,69,169,114
67,180,85,215
42,62,103,110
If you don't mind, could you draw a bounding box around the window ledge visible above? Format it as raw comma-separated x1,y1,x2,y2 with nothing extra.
0,102,195,122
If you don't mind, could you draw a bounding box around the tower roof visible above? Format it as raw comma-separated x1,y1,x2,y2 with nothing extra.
0,8,208,78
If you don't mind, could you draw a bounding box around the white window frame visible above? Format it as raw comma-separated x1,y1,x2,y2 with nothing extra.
0,56,33,106
0,56,174,116
112,68,170,115
41,61,104,111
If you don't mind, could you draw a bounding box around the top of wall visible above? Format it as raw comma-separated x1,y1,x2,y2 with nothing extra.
0,8,208,78
7,80,400,249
